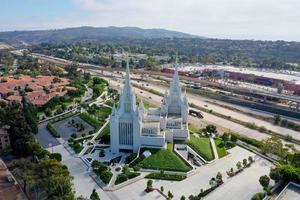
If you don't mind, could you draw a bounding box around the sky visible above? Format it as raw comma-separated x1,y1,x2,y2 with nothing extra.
1,0,300,41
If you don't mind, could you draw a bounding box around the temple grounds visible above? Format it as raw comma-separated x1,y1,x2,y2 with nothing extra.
111,146,274,200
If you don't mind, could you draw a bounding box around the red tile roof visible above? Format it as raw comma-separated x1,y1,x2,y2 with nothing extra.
6,95,22,102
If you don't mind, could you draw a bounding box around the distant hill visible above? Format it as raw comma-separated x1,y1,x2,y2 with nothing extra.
0,26,201,45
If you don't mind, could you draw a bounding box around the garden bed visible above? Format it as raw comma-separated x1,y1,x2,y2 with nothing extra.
214,138,228,158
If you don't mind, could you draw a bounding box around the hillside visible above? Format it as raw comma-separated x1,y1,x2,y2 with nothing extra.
0,26,200,45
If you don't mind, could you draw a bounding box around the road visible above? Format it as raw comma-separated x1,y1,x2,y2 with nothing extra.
101,74,300,150
129,78,300,141
105,77,269,140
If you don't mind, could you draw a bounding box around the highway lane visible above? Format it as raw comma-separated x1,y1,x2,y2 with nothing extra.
127,78,300,141
107,77,300,150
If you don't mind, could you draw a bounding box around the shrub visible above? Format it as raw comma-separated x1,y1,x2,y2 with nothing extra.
251,193,264,200
100,170,113,184
125,153,138,164
145,173,186,181
49,153,62,162
47,123,60,137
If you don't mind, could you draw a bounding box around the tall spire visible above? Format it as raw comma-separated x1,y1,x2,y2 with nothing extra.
171,54,180,89
123,58,132,97
119,57,137,113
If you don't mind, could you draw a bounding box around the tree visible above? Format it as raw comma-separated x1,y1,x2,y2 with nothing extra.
230,134,238,143
9,159,36,195
251,192,264,200
205,124,217,133
259,175,270,189
167,191,174,199
274,115,281,125
160,186,164,192
269,168,282,183
180,195,186,200
243,159,248,167
221,133,230,146
36,158,74,199
236,161,242,170
216,172,223,183
248,156,254,164
65,64,80,79
262,136,284,157
147,179,153,191
90,188,100,200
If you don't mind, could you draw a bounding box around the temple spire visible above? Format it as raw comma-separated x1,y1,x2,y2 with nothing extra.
171,54,180,89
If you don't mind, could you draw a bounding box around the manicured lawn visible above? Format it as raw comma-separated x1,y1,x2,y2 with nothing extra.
79,112,101,129
138,145,191,172
97,123,110,143
214,138,228,158
186,135,214,161
188,124,199,133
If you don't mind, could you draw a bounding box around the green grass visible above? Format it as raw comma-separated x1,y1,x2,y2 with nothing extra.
185,135,214,161
214,138,228,158
138,145,191,172
98,123,110,143
79,112,101,129
145,172,186,181
188,124,199,133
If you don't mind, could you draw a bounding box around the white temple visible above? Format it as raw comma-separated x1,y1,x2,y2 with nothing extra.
110,60,189,154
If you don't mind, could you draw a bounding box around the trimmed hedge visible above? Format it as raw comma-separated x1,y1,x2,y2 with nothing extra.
79,112,100,129
49,153,62,162
229,132,263,148
115,172,140,185
47,122,60,137
145,173,186,181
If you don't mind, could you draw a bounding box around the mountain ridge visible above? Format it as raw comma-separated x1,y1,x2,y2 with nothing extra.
0,26,203,45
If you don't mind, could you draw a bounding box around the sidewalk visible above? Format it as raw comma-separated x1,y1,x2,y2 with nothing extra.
210,137,219,159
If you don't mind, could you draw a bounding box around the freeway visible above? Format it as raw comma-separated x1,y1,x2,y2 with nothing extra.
31,52,300,106
128,78,300,141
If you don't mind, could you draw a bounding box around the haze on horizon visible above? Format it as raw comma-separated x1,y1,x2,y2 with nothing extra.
1,0,300,41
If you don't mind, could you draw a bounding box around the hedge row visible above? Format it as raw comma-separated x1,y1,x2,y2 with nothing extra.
145,173,186,181
47,122,60,138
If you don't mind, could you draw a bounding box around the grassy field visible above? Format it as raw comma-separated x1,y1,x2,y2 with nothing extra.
186,135,214,161
138,144,191,172
214,138,228,158
97,123,110,143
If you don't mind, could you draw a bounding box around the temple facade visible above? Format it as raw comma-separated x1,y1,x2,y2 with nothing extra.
110,60,189,154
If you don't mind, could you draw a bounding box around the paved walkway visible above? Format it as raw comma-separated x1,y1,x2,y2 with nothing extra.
110,146,274,200
48,144,111,199
210,137,219,159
